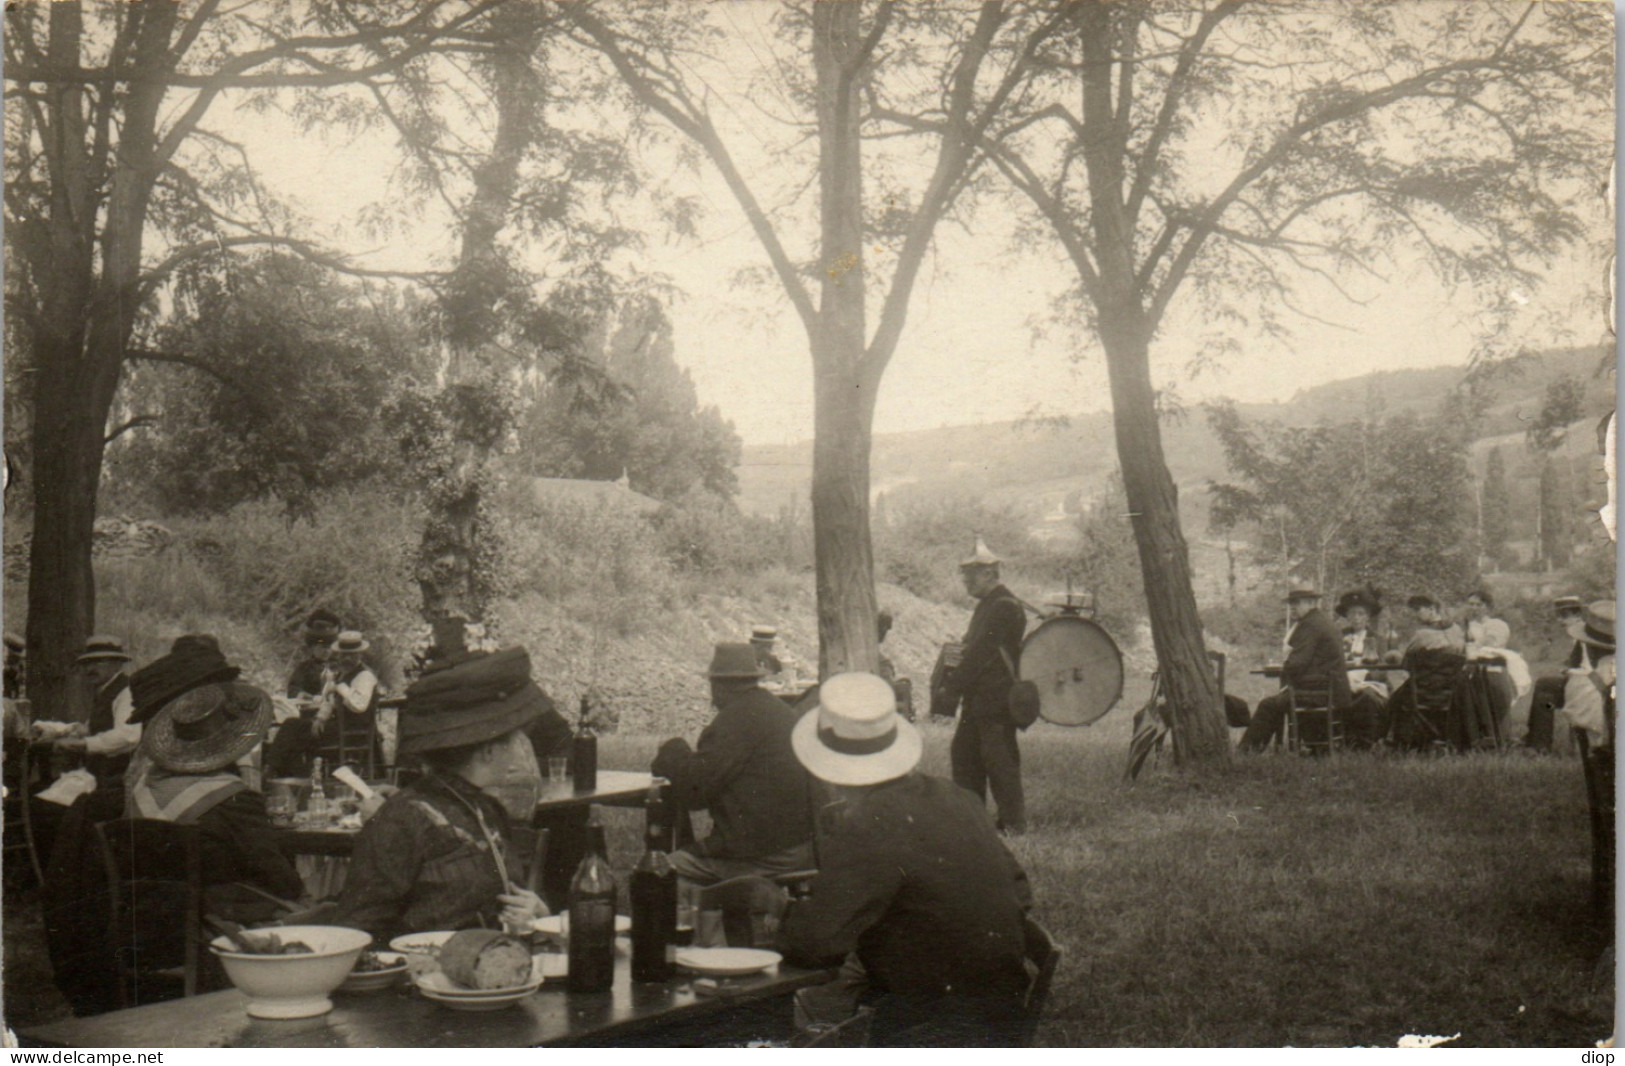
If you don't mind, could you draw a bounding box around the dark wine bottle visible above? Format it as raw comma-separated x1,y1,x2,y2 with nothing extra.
630,788,677,982
573,694,598,793
567,812,616,993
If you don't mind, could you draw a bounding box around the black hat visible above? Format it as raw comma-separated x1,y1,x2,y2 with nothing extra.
129,636,241,725
1283,589,1321,604
399,647,547,755
1407,594,1441,611
302,609,342,644
1335,591,1381,618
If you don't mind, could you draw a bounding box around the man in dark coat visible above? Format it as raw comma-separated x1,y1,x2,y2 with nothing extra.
1525,595,1588,751
938,538,1028,833
784,671,1032,1046
1240,589,1352,752
652,643,817,884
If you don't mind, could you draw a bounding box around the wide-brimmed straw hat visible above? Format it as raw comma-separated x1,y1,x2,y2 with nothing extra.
749,625,778,644
1553,595,1585,614
791,671,921,787
707,643,765,680
399,646,547,756
76,635,132,665
145,682,274,774
959,536,1001,569
1578,601,1615,651
129,634,242,726
334,631,369,654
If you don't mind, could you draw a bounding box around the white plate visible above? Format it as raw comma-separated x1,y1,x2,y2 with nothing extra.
388,931,457,955
413,965,544,999
339,952,407,992
417,982,538,1012
674,947,782,977
531,914,632,937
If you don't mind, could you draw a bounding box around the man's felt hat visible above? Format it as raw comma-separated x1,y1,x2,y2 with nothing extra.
145,682,274,775
128,634,242,725
398,646,547,756
1578,601,1615,651
791,671,921,787
1407,594,1441,611
706,643,765,680
76,635,131,664
1283,589,1321,604
959,536,1001,569
334,631,369,654
302,609,342,644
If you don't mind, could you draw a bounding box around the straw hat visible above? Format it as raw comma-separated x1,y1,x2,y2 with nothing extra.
334,631,369,654
791,671,921,787
959,536,1001,569
145,682,274,775
398,647,547,756
3,633,22,653
707,643,765,680
1553,595,1585,614
76,635,131,665
1577,601,1615,651
749,625,778,644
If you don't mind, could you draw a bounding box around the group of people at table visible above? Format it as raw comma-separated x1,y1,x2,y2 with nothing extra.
9,608,1033,1047
1230,586,1616,755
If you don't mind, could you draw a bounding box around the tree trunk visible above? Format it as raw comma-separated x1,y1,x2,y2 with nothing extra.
1100,326,1230,765
809,0,879,679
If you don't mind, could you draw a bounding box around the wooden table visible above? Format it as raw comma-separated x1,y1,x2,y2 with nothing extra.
276,771,661,907
18,954,835,1048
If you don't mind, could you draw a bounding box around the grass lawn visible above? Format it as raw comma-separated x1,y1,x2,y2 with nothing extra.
4,702,1613,1047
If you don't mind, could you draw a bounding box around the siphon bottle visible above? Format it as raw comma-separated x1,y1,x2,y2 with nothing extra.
572,694,598,793
629,787,678,982
566,809,617,993
307,757,329,826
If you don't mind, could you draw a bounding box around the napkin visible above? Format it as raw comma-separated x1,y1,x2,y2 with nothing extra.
36,768,97,807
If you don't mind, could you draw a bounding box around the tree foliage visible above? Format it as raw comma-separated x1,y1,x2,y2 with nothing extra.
1480,445,1513,571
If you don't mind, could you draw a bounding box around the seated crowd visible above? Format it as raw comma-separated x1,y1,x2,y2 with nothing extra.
7,607,1038,1047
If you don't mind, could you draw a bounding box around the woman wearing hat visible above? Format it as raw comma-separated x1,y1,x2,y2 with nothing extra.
129,681,304,922
326,648,551,943
1336,591,1389,748
783,672,1032,1046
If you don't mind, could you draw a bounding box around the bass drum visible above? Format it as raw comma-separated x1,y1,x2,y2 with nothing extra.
1019,615,1124,726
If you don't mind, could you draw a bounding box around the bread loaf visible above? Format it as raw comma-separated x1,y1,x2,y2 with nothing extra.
437,930,533,990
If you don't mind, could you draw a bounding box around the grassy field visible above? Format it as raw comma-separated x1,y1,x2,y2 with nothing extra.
3,706,1612,1047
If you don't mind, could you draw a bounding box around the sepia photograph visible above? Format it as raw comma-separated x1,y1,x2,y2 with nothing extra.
0,0,1617,1049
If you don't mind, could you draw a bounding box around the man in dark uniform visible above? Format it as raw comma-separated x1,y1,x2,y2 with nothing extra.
1239,589,1351,752
785,671,1032,1046
652,643,816,884
938,537,1028,834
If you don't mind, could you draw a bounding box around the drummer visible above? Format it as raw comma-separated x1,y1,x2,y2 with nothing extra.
327,648,551,943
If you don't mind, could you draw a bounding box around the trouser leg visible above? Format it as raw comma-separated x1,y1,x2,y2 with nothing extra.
950,715,986,800
1526,675,1565,751
977,716,1025,833
1239,691,1290,752
265,715,316,778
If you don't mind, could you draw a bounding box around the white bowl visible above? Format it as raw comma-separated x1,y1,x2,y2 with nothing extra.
210,925,373,1019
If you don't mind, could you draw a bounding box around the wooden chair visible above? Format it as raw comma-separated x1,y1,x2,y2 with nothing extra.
1394,649,1466,752
92,818,205,1008
1285,685,1343,755
4,741,46,886
1018,915,1063,1047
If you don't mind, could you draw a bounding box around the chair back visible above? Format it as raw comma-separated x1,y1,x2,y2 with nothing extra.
1019,916,1063,1046
91,818,204,1008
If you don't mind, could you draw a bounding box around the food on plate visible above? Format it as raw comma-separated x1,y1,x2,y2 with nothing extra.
228,931,314,955
351,950,404,973
437,930,533,990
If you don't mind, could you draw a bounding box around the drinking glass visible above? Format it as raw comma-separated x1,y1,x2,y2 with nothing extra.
547,756,569,783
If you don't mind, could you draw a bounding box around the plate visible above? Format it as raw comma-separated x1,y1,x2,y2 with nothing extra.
416,981,539,1012
339,952,407,992
413,962,545,1000
531,914,632,937
388,931,457,955
674,947,782,977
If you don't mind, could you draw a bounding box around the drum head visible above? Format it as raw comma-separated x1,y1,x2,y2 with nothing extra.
1019,615,1124,726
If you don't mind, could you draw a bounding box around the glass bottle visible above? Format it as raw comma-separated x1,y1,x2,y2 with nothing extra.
307,756,329,826
567,811,617,993
572,694,598,793
630,788,677,982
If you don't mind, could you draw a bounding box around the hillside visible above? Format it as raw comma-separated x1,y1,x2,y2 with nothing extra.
738,346,1614,533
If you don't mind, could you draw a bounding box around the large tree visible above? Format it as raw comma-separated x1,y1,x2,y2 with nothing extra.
567,2,1068,676
899,0,1610,764
4,0,505,716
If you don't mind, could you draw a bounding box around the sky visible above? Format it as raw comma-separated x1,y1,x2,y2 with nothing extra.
226,2,1614,449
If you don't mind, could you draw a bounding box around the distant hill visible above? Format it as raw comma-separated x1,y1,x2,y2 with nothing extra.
737,346,1614,526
